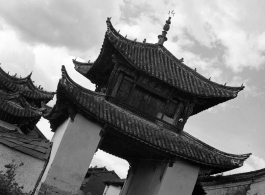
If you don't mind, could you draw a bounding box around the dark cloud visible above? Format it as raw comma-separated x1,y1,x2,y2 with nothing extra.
0,0,123,51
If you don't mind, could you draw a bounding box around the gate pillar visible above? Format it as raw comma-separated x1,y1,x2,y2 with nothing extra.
156,158,200,195
121,158,200,195
35,114,102,195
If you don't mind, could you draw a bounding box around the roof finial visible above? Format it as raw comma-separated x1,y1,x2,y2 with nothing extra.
157,14,172,45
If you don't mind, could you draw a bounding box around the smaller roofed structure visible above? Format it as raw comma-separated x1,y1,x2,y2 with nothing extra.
0,66,55,134
80,166,121,195
0,66,55,105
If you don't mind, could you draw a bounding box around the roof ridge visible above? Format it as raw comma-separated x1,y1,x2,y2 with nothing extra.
61,65,105,97
106,18,157,48
73,59,93,66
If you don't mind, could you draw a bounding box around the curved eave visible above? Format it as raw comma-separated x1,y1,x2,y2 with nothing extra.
0,99,42,126
50,66,250,173
0,66,55,102
73,59,93,78
0,97,42,118
105,19,244,99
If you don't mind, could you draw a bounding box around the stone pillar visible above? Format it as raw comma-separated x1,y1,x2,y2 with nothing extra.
35,114,102,195
121,158,199,195
120,159,168,195
157,158,200,195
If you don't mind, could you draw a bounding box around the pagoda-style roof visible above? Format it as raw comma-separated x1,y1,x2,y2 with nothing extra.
74,18,244,99
0,91,42,124
0,127,52,161
48,66,251,174
0,66,55,103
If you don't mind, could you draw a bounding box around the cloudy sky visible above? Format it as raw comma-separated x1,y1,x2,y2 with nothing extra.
0,0,265,178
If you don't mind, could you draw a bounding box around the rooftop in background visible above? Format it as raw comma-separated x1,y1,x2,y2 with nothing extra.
81,166,121,195
0,66,55,134
0,66,55,103
0,126,52,161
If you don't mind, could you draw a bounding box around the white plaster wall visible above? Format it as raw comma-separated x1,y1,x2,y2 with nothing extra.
40,118,70,183
121,160,168,195
103,185,122,195
157,158,200,195
37,114,102,193
0,144,45,194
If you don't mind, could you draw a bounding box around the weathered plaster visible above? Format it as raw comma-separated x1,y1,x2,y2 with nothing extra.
157,158,200,195
0,143,45,194
36,114,102,195
121,159,167,195
121,158,199,195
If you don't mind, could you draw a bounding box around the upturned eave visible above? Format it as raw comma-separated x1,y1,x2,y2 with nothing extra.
48,66,251,174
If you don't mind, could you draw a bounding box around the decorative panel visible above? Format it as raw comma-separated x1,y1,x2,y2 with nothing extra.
164,101,178,118
116,76,133,102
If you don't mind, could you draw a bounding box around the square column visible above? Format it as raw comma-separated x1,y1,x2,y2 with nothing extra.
120,159,168,195
36,114,102,195
121,158,199,195
157,158,200,195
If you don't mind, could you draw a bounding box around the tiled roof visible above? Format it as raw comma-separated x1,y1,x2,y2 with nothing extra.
199,168,265,185
82,167,120,195
0,127,52,161
73,60,93,77
74,18,244,99
50,66,251,172
0,66,55,102
0,91,42,123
